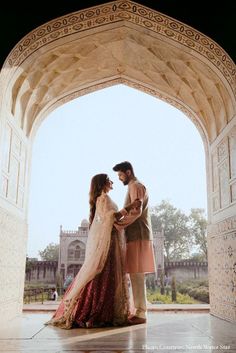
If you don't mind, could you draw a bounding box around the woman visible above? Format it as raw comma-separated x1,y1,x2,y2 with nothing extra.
46,173,138,329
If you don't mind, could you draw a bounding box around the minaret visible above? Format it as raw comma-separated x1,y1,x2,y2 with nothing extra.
58,225,63,275
153,228,165,280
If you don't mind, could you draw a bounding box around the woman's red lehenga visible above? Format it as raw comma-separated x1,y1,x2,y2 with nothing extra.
50,229,129,328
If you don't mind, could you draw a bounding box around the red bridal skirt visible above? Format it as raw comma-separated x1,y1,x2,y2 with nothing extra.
50,228,129,328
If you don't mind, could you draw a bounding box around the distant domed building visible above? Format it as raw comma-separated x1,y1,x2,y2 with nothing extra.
58,220,89,279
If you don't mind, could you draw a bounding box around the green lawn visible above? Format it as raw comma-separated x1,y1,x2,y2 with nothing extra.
147,290,200,304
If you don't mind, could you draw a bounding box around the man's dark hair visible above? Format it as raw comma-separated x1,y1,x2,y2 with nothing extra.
113,161,135,175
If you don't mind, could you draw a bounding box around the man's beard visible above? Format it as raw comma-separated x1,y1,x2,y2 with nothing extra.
123,178,129,185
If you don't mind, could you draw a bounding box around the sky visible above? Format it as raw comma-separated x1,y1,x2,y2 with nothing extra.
27,84,207,258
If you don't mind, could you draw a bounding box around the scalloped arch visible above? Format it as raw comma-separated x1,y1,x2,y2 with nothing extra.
0,0,235,146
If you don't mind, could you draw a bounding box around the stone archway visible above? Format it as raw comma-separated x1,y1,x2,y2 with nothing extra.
0,0,235,323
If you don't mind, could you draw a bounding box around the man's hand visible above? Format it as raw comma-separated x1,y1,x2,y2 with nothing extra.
132,198,142,209
125,199,142,212
114,211,123,221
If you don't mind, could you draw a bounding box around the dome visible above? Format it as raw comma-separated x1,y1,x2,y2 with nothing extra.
81,219,89,227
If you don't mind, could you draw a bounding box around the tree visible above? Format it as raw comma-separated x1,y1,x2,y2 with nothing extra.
38,242,59,261
160,271,165,295
189,208,208,261
151,200,192,261
25,255,35,281
171,276,177,302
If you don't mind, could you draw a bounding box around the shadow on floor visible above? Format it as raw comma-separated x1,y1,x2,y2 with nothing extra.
0,312,235,352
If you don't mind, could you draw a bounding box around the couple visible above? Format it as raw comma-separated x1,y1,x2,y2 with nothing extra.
46,161,156,329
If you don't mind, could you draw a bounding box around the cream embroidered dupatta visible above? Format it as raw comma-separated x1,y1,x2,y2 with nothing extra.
46,192,129,328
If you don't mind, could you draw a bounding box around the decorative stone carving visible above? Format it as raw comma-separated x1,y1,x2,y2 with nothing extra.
0,1,234,143
219,160,230,208
228,245,233,257
211,132,236,212
19,146,26,187
208,215,236,236
8,156,19,203
212,194,220,213
208,215,236,322
231,182,236,203
212,150,219,192
5,0,236,99
217,139,228,163
2,123,11,173
229,126,236,180
1,122,26,209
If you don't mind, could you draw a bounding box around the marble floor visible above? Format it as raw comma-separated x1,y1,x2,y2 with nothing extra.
0,312,235,353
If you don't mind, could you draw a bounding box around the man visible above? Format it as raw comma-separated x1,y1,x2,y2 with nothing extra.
50,288,58,301
113,161,156,325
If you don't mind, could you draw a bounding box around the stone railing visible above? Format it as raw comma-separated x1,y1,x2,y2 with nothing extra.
165,260,208,269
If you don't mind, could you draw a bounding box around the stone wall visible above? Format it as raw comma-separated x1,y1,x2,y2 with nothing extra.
25,259,209,286
0,206,27,321
165,261,208,282
25,261,58,284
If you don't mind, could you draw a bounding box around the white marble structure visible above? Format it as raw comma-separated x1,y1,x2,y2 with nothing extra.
0,0,235,323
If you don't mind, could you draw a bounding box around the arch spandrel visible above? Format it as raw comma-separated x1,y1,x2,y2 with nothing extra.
5,26,234,144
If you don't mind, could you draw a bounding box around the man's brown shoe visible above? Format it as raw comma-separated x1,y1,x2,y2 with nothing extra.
128,316,146,325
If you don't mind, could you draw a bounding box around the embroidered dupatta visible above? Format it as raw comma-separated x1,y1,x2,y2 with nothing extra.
46,192,129,328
